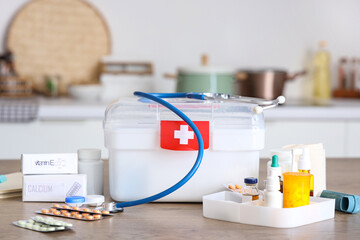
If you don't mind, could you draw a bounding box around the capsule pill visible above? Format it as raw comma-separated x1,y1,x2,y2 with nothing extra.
49,208,57,213
71,211,79,216
41,209,50,214
63,212,71,217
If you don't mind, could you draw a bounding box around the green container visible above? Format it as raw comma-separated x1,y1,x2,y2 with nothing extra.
176,67,235,94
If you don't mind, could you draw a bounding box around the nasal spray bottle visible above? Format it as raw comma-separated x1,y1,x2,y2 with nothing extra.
264,155,282,208
267,155,283,192
298,148,314,196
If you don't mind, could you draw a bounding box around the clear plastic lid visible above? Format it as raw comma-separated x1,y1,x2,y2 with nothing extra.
103,97,265,131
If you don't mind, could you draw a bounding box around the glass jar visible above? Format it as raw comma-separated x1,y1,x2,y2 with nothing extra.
243,177,259,201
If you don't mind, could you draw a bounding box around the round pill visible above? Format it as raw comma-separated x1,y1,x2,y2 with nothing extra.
32,225,40,231
102,210,109,215
53,204,61,208
72,207,80,211
60,210,68,214
93,214,101,219
62,205,71,209
41,209,50,214
81,208,90,212
82,213,90,216
17,220,26,227
40,227,48,232
92,209,101,214
71,211,79,216
85,215,94,220
63,212,71,217
54,211,61,215
25,223,33,228
75,214,82,219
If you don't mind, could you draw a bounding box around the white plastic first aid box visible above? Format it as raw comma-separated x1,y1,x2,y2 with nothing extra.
104,97,265,202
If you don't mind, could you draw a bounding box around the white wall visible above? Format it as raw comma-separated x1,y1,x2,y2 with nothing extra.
1,0,360,99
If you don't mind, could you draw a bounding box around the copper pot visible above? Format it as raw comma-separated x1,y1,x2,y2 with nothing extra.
236,69,306,100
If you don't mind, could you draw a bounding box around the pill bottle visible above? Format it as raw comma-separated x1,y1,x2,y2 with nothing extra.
78,149,104,195
283,172,311,208
243,177,259,201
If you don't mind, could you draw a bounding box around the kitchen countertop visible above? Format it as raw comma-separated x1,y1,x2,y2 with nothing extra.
1,158,359,239
37,97,360,120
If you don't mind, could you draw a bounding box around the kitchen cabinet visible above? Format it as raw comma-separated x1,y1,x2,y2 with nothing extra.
261,120,346,158
0,98,360,160
346,122,360,158
0,120,106,159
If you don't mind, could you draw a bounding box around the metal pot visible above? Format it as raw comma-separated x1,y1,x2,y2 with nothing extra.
236,69,306,100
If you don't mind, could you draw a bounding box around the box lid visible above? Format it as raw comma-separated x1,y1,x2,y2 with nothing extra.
103,97,265,130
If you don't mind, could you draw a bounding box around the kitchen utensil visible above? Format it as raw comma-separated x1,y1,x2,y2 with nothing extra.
6,0,110,94
164,55,236,94
236,69,305,100
68,84,103,101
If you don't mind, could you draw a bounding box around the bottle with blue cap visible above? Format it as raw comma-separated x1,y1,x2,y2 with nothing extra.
243,177,259,201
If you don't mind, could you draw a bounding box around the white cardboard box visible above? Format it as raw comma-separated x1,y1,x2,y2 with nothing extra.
21,153,78,174
22,174,86,202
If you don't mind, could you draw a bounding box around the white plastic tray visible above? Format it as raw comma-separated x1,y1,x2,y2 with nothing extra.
203,191,335,228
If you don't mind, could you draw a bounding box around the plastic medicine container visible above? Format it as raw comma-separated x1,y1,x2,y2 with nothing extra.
104,97,265,202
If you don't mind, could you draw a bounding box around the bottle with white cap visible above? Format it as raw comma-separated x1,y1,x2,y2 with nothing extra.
78,149,104,195
298,148,314,196
264,155,283,208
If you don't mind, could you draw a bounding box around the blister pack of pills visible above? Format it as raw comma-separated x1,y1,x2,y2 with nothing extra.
36,204,114,221
224,183,243,193
51,204,115,216
13,216,73,233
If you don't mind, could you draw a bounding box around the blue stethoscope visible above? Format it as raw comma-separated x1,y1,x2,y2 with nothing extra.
114,92,285,210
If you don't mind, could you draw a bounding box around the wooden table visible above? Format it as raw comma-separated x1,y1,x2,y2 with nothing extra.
1,159,360,239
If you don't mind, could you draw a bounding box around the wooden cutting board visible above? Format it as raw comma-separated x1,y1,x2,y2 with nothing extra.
7,0,111,94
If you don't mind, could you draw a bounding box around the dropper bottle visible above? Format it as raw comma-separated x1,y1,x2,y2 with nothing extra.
298,148,314,196
264,155,283,208
267,155,283,192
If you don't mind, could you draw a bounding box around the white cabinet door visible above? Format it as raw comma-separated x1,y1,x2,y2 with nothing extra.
0,120,106,160
346,121,360,157
261,121,346,158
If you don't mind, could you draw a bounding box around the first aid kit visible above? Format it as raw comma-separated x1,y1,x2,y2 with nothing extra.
104,93,267,202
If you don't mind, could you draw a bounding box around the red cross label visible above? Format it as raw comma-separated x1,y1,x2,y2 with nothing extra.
160,120,209,151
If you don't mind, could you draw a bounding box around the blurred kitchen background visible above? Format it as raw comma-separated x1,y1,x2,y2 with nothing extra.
1,0,360,160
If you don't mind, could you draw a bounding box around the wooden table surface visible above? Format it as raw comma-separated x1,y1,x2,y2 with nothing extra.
1,159,360,239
